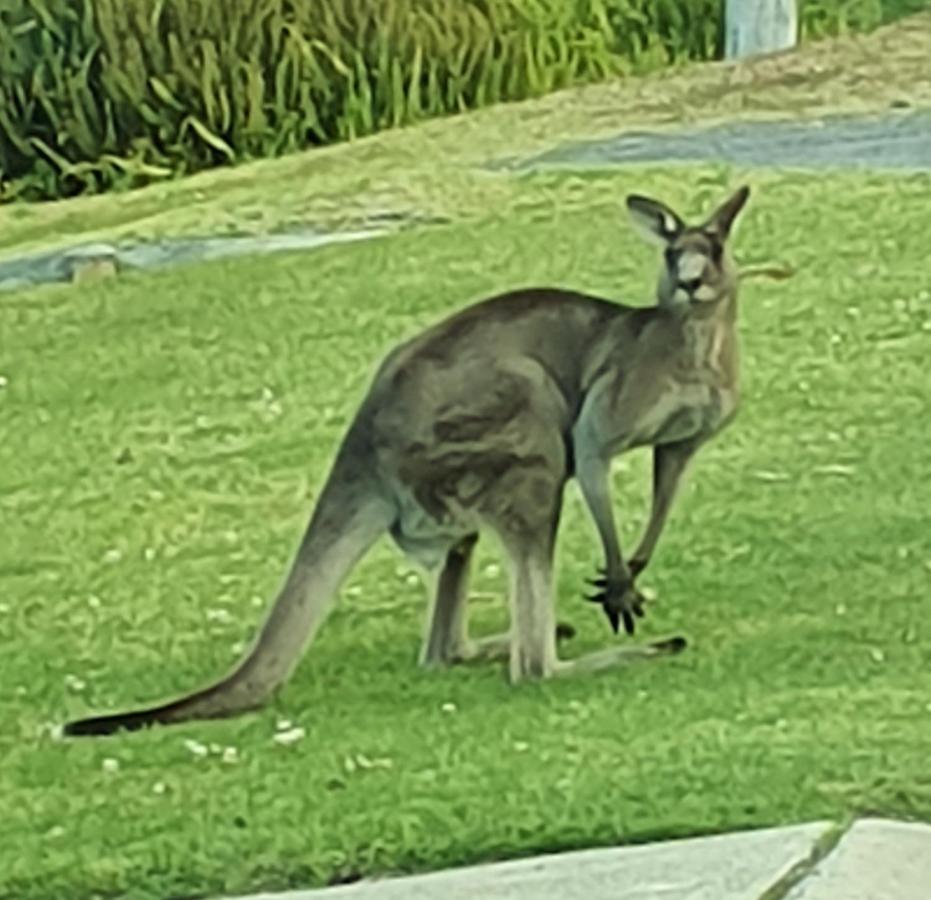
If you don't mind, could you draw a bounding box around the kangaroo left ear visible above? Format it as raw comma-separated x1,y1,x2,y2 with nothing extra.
625,194,685,247
704,186,751,240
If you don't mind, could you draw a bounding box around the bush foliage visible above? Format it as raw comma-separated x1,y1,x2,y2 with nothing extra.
0,0,926,201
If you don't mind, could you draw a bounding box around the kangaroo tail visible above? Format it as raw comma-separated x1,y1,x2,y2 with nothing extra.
62,437,394,737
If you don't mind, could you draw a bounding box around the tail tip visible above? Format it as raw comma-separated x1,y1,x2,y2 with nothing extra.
60,714,144,738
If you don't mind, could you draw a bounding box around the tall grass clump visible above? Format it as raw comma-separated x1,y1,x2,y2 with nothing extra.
0,0,926,201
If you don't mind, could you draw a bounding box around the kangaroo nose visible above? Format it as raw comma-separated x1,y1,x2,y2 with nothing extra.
679,278,702,295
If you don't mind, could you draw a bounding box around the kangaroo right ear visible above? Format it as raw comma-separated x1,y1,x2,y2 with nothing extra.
625,194,684,246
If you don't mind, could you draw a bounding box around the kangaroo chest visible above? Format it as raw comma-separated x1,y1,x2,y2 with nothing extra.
629,323,740,448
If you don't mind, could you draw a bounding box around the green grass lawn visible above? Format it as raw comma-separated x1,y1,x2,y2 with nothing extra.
1,165,930,900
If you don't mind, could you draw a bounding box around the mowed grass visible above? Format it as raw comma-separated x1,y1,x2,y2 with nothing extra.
1,166,930,899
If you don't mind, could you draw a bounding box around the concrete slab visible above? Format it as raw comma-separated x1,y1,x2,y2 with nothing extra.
222,821,831,900
786,818,931,900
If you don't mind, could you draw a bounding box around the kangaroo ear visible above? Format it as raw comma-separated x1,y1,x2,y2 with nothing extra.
625,194,684,246
705,185,751,240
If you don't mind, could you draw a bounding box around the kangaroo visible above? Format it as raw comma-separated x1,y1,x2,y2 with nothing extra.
62,186,751,737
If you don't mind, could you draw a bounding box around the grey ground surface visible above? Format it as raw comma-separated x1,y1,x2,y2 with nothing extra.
785,819,931,900
222,818,931,900
509,109,931,173
0,228,382,293
224,822,833,900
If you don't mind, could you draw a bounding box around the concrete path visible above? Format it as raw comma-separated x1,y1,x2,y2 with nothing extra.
786,819,931,900
513,109,931,173
221,818,931,900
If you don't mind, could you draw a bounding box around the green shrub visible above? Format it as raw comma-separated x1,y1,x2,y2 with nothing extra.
0,0,925,201
800,0,930,37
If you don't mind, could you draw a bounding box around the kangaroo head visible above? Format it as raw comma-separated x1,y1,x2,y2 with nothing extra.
625,186,750,307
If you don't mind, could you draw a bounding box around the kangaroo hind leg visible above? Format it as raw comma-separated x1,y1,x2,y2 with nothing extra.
419,533,480,666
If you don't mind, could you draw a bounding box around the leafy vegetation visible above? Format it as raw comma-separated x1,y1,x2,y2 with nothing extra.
1,0,927,201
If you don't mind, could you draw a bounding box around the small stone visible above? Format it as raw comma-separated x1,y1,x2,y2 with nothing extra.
441,702,457,714
205,608,233,624
70,257,118,284
183,739,208,758
273,726,305,746
64,674,86,692
101,758,120,774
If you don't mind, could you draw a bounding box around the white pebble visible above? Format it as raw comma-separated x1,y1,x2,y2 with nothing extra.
273,726,306,746
205,608,233,624
64,674,86,692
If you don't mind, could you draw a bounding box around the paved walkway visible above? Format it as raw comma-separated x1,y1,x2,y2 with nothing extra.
513,109,931,172
223,818,931,900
